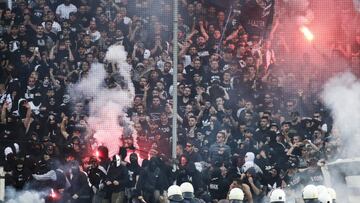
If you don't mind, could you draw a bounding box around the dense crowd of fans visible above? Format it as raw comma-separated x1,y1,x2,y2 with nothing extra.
0,0,359,203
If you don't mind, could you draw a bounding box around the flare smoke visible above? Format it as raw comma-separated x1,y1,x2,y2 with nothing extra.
5,187,45,203
70,45,135,156
322,72,360,157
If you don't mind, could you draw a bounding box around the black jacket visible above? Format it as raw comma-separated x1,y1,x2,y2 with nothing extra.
104,163,129,192
67,171,91,199
87,166,103,190
137,166,169,193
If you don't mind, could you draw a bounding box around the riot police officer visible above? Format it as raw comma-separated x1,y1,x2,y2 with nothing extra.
168,185,184,203
302,184,319,203
269,188,286,203
228,188,244,203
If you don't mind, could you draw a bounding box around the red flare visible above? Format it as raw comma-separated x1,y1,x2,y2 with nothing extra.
95,150,100,158
50,189,57,199
300,26,314,42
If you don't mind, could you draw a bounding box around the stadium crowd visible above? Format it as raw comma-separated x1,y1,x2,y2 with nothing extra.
0,0,359,203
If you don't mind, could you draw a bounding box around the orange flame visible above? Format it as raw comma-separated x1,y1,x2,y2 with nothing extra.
300,26,314,42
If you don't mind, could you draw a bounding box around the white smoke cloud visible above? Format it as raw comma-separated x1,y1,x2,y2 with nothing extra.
70,45,135,157
5,187,45,203
322,71,360,157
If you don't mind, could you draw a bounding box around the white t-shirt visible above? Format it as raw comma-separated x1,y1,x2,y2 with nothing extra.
123,16,132,25
56,4,77,19
41,21,62,33
90,30,101,42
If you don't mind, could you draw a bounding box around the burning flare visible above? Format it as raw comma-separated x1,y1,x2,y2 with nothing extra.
300,26,314,42
50,189,58,200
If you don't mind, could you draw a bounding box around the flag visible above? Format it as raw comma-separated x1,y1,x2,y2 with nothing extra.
238,0,275,38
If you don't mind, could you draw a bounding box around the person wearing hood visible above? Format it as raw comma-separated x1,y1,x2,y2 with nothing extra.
267,131,288,168
96,146,112,202
242,152,263,174
175,154,203,194
254,148,272,173
125,153,141,202
137,156,169,203
7,159,31,190
65,161,91,203
263,166,283,193
3,143,20,172
103,154,129,203
208,167,229,201
86,156,103,203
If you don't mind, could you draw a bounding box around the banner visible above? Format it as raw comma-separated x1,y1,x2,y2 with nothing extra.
207,0,276,38
239,0,275,38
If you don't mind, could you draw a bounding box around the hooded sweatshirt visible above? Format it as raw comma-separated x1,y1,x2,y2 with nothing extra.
242,152,263,174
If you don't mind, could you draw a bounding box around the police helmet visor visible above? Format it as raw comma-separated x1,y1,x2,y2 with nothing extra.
169,194,184,202
229,200,243,203
183,192,194,199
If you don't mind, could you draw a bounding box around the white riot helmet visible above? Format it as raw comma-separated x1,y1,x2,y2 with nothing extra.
318,191,332,203
229,188,244,201
269,188,286,202
316,185,328,195
180,182,194,199
303,185,319,200
327,188,336,202
168,185,183,202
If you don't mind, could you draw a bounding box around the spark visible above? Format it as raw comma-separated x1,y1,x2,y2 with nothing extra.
300,26,314,42
50,189,57,199
95,150,100,159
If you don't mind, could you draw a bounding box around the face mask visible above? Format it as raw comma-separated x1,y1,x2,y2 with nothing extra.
149,161,157,171
63,95,70,104
43,79,50,87
17,166,24,172
130,155,138,164
113,155,121,167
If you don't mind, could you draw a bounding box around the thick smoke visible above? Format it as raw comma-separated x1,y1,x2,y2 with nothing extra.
322,72,360,202
5,187,45,203
70,45,135,156
322,72,360,158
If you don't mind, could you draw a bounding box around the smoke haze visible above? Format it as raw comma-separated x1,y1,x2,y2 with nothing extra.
5,187,45,203
322,72,360,158
70,45,135,156
321,72,360,203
